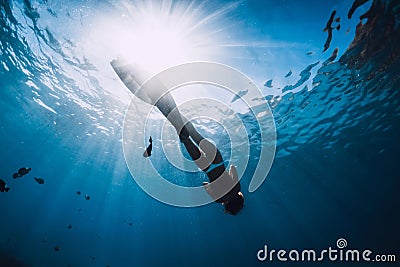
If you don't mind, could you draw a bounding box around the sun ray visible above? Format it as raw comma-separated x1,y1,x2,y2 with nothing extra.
185,1,240,35
83,0,238,75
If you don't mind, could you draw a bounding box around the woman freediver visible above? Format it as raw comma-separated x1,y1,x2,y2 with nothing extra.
111,58,244,215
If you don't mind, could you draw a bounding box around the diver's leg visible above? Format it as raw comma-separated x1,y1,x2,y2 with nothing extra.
155,93,190,138
181,137,211,172
154,92,223,165
181,138,201,160
180,119,222,165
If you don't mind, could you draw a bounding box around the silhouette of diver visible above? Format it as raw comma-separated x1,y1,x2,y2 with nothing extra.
179,129,244,214
111,58,244,215
143,136,153,158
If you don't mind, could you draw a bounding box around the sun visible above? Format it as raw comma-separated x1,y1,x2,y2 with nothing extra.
87,0,235,75
120,13,194,73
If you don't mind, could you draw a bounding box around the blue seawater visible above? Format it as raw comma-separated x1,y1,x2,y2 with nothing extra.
0,0,399,266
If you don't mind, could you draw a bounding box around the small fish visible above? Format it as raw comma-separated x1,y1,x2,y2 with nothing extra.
13,167,31,178
67,224,72,229
76,191,81,195
264,79,273,88
143,136,153,158
84,194,90,200
128,222,133,227
34,177,45,184
18,167,31,175
0,179,10,192
231,89,248,103
54,246,60,252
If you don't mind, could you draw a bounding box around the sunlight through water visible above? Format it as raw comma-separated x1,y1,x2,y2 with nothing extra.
1,0,399,266
84,0,237,75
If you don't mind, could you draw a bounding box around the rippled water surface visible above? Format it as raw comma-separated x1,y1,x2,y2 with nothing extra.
1,0,399,266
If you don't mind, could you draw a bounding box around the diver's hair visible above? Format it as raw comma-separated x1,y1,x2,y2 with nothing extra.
223,193,244,215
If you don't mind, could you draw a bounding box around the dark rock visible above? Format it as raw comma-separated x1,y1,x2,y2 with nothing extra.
348,0,370,19
340,0,400,71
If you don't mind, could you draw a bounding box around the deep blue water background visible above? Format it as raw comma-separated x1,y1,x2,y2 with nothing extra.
1,0,399,266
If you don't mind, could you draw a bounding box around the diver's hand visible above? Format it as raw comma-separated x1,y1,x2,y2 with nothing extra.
203,182,215,200
229,165,238,184
202,182,210,189
229,165,241,192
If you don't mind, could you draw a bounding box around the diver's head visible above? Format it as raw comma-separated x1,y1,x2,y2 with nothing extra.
223,192,244,215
